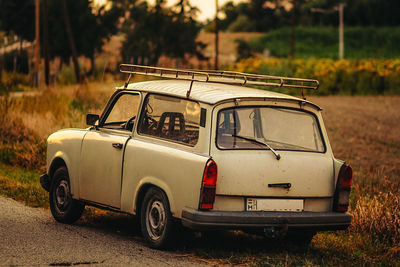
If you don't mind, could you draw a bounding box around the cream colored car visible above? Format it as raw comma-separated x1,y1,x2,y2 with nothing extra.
40,65,353,249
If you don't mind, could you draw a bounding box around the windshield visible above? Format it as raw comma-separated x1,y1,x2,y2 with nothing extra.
216,106,325,152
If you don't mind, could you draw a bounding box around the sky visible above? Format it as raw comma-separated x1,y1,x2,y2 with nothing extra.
95,0,242,22
181,0,241,21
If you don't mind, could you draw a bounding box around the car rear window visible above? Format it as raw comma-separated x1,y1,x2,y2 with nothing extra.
138,94,201,146
216,106,325,152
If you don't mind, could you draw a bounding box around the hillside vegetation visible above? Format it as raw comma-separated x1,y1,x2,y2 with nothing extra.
251,27,400,59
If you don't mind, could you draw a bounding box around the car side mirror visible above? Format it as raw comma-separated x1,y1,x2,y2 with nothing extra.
86,113,99,126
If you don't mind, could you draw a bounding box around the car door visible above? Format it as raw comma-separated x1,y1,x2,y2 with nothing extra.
79,92,141,208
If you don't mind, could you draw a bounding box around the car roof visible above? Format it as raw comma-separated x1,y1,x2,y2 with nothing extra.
122,80,321,109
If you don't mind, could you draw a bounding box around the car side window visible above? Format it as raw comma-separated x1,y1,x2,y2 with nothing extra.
138,94,200,146
102,93,140,131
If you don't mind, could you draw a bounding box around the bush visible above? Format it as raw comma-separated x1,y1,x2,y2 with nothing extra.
0,109,46,170
56,65,76,85
0,146,16,165
0,82,110,170
235,39,254,61
0,71,30,95
233,58,400,95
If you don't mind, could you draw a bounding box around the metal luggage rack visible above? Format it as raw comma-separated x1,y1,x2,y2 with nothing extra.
120,64,319,98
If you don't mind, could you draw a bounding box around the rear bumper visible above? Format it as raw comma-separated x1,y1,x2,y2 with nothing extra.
181,207,352,231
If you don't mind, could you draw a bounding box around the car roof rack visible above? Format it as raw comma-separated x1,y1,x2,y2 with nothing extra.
119,64,319,98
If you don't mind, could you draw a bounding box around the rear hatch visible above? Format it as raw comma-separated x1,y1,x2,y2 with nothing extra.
210,103,335,198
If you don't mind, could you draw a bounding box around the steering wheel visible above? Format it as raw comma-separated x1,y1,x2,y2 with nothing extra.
124,115,136,131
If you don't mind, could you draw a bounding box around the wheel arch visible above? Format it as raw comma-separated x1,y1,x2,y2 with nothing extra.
133,180,176,217
49,157,68,181
48,155,79,197
134,183,152,217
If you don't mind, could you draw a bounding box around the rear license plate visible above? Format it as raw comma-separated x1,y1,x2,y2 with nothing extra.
246,198,303,212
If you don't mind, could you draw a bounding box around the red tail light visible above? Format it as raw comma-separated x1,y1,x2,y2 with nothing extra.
338,164,353,190
333,164,353,212
199,159,218,210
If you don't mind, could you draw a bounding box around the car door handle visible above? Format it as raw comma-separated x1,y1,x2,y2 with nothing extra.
112,143,123,149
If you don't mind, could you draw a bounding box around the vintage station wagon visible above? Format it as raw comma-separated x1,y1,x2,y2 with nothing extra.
40,65,353,248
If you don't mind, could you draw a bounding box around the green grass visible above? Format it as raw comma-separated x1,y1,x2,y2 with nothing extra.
0,163,48,208
251,26,400,59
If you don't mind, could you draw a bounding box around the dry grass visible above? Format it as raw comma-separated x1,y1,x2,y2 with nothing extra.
351,192,400,244
0,81,116,170
310,96,400,246
310,96,400,195
98,32,262,70
196,32,263,65
310,96,400,181
0,101,45,169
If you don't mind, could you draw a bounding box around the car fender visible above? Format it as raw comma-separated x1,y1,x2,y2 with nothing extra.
46,129,87,198
333,158,345,188
133,176,176,216
49,151,71,175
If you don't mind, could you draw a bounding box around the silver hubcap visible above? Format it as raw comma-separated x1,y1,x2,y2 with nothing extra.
55,180,70,212
146,200,166,240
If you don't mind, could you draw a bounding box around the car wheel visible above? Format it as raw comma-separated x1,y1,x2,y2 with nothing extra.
49,166,84,224
141,187,175,249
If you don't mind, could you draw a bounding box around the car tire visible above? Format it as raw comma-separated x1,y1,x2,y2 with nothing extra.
140,187,175,249
49,166,85,224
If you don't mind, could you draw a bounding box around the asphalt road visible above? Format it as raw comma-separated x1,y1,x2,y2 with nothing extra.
0,196,208,266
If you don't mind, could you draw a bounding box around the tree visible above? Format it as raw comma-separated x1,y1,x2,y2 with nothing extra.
0,0,119,80
300,0,400,27
218,0,290,32
60,0,81,82
120,0,205,66
0,0,35,73
289,0,306,58
220,1,240,30
46,0,120,76
88,4,121,73
235,39,253,61
0,0,35,42
219,0,400,32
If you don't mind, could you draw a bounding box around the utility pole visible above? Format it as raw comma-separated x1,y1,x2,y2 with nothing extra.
43,0,50,86
338,3,344,60
34,0,40,87
214,0,219,70
311,3,345,60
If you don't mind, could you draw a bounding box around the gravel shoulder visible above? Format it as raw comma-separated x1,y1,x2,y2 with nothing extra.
0,195,208,266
